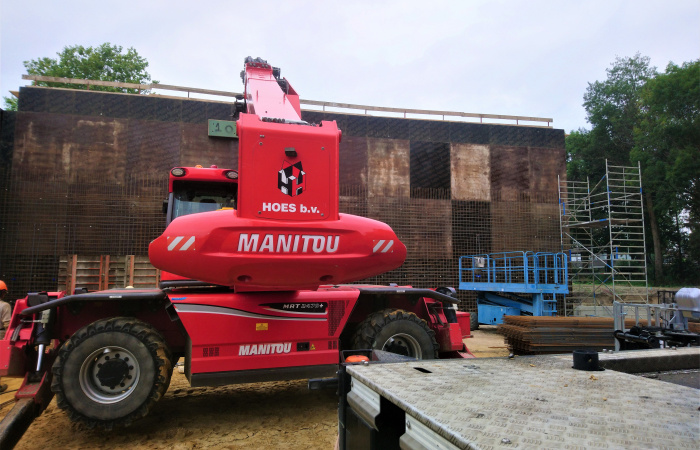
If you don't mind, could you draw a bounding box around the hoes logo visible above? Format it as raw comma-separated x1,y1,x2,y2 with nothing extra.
278,160,305,197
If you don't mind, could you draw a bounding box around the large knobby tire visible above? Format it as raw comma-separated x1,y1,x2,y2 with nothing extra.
470,311,479,331
352,309,439,359
51,317,172,429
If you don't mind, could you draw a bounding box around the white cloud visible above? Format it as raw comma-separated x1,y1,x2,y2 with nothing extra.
1,0,698,132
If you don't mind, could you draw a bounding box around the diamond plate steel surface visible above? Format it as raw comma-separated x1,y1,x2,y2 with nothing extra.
347,353,700,449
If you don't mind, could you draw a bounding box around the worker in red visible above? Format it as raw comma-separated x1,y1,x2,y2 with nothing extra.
0,280,10,392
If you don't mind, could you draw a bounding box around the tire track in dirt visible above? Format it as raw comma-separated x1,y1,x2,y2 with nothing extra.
13,375,338,449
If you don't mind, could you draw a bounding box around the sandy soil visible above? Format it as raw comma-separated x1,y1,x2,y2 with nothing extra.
2,327,508,449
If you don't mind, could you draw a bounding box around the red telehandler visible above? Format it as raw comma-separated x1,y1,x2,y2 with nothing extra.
0,58,471,441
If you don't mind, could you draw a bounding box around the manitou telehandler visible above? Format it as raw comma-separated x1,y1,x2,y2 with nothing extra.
0,58,471,438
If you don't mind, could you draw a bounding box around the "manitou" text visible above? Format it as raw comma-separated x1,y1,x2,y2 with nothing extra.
239,342,293,356
238,233,340,253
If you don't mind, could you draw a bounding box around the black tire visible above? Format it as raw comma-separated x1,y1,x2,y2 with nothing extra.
51,317,172,429
352,309,439,359
470,311,479,331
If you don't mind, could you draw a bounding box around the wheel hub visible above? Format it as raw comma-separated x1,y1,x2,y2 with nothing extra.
96,358,130,389
381,333,422,359
80,346,141,404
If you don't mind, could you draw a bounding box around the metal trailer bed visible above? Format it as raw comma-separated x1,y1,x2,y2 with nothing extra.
339,348,699,449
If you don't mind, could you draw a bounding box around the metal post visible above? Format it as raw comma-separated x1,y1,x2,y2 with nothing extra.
605,160,616,306
638,160,649,303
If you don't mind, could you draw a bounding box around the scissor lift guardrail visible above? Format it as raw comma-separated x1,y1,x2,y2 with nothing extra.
459,251,568,324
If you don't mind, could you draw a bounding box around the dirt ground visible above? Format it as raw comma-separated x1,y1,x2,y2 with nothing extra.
1,327,508,450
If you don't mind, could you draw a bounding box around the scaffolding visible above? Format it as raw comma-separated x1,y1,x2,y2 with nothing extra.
559,160,648,316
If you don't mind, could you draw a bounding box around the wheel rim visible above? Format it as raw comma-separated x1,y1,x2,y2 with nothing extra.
79,346,141,404
379,333,422,358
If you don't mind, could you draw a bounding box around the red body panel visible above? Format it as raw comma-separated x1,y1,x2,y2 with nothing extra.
243,60,302,120
149,211,406,291
0,291,186,379
236,113,340,222
162,165,238,283
167,166,238,194
171,286,360,374
0,295,49,377
437,323,466,352
456,311,472,339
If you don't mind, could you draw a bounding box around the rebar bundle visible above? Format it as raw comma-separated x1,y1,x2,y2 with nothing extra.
497,315,646,354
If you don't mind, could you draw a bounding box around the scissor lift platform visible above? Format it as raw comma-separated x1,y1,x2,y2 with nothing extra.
459,251,568,325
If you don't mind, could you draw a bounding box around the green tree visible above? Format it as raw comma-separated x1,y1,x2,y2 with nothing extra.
579,54,657,177
24,43,157,94
2,96,18,111
632,60,700,283
565,128,592,181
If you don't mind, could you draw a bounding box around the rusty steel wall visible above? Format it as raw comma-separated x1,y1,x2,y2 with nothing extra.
0,87,565,311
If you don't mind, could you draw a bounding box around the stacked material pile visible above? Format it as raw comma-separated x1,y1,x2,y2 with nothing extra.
497,316,644,354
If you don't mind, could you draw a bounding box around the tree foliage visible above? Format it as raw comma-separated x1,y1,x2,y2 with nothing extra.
631,60,700,282
24,43,156,94
576,54,657,177
567,55,700,284
2,96,18,111
565,128,592,181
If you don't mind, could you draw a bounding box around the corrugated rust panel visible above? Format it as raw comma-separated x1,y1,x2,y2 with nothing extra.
365,195,452,260
530,147,565,194
1,111,16,173
450,143,490,201
339,136,368,191
125,120,180,176
367,138,409,197
339,185,368,218
12,112,73,175
75,90,105,116
533,202,561,250
180,122,238,169
452,200,492,256
403,198,452,260
490,199,536,253
490,145,530,202
410,141,451,198
16,86,47,112
71,118,128,183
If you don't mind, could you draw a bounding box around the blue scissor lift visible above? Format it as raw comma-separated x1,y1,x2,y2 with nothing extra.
459,251,568,325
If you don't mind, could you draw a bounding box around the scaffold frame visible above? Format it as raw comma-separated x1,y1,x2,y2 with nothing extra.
559,160,649,316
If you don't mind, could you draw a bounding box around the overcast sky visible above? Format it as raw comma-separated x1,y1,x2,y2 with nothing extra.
1,0,698,132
